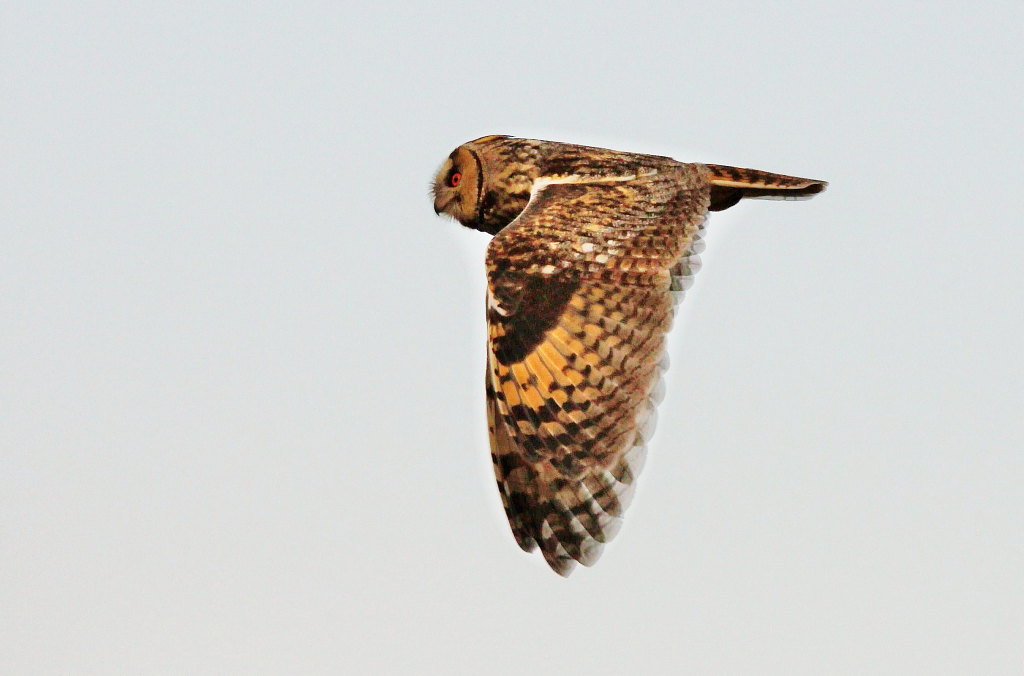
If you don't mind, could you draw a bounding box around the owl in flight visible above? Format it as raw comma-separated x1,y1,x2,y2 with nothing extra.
431,135,826,575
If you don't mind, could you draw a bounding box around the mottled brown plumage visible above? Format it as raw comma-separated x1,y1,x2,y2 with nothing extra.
432,135,826,576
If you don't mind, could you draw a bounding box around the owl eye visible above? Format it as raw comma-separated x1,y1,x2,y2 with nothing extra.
448,172,462,187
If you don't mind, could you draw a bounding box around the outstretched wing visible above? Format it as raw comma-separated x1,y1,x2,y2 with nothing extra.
485,166,710,575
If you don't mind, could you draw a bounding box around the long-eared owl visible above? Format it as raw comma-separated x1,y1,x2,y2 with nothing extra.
432,135,826,576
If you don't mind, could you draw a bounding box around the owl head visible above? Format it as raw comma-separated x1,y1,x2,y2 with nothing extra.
432,136,540,235
432,144,484,227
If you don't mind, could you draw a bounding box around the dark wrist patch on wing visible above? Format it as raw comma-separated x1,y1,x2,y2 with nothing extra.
489,273,579,366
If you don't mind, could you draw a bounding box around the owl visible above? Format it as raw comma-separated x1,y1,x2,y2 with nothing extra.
431,135,826,576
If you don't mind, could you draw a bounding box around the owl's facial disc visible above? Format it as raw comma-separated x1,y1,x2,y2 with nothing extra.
432,146,482,226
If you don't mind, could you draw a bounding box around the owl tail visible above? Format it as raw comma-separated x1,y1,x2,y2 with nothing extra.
706,164,827,211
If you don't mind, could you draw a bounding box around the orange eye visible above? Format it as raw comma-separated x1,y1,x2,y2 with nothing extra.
448,172,462,187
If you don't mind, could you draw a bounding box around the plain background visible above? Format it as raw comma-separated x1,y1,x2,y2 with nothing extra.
2,2,1022,673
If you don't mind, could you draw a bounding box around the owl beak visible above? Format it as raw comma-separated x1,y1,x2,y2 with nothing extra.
434,197,454,215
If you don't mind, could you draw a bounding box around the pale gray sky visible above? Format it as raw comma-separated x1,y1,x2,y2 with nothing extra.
2,2,1022,673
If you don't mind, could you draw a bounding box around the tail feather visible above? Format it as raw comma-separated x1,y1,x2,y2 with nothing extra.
706,164,827,211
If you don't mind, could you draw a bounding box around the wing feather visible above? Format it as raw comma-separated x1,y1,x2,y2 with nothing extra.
483,166,711,575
